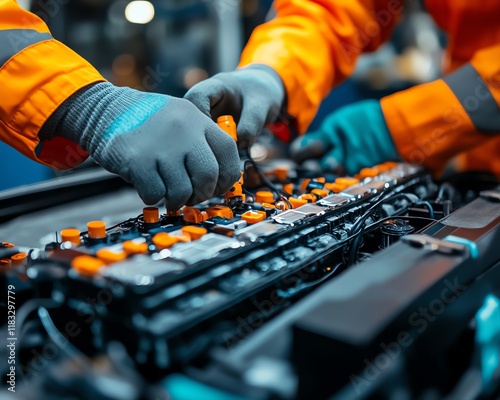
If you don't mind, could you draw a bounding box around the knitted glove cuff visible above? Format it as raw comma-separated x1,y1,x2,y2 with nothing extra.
40,82,168,155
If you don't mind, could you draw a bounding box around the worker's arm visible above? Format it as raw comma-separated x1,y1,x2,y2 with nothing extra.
291,45,500,176
186,0,402,142
381,44,500,174
239,0,402,133
0,0,240,207
0,0,104,169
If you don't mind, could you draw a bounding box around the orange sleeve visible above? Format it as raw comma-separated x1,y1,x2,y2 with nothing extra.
238,0,403,133
0,0,106,170
381,44,500,175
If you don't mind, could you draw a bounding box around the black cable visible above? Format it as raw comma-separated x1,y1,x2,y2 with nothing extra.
2,299,60,374
348,195,406,261
244,150,281,197
337,215,437,269
277,263,342,299
350,193,418,237
268,191,431,269
38,307,88,364
437,182,455,202
243,188,255,203
280,196,293,210
347,193,421,264
418,200,435,219
244,149,292,209
79,214,141,237
366,215,437,231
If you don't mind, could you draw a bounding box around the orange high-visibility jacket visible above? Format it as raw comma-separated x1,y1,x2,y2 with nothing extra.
239,0,500,176
0,0,105,169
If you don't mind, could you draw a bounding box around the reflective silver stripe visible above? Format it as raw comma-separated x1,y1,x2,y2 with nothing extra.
443,64,500,133
0,29,52,66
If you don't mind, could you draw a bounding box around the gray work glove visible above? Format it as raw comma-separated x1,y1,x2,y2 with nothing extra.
184,65,286,148
41,82,240,209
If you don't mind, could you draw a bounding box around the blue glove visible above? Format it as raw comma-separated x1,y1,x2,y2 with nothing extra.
184,65,285,148
289,100,399,175
41,82,240,209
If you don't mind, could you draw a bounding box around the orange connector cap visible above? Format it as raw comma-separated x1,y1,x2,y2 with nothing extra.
143,207,160,223
283,183,294,195
87,221,106,239
122,241,149,255
206,206,234,220
183,207,208,224
359,168,379,179
324,182,345,193
241,210,266,225
225,172,245,201
289,197,308,209
11,252,28,266
96,249,127,265
71,255,105,276
335,177,359,187
61,228,81,245
153,232,178,249
217,115,238,142
299,193,316,203
311,189,329,199
274,166,288,181
181,226,208,240
255,191,274,204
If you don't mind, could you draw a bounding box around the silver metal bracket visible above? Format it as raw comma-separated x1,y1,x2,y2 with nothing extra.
401,234,469,256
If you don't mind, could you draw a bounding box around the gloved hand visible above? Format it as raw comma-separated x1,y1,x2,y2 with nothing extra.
184,65,285,148
289,100,399,175
41,82,240,209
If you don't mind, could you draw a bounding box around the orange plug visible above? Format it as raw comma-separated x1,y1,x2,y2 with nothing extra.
61,228,81,246
87,221,106,239
143,207,160,223
241,210,266,225
217,115,238,142
218,115,245,209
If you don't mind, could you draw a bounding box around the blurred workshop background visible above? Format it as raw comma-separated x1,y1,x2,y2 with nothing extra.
1,0,445,191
